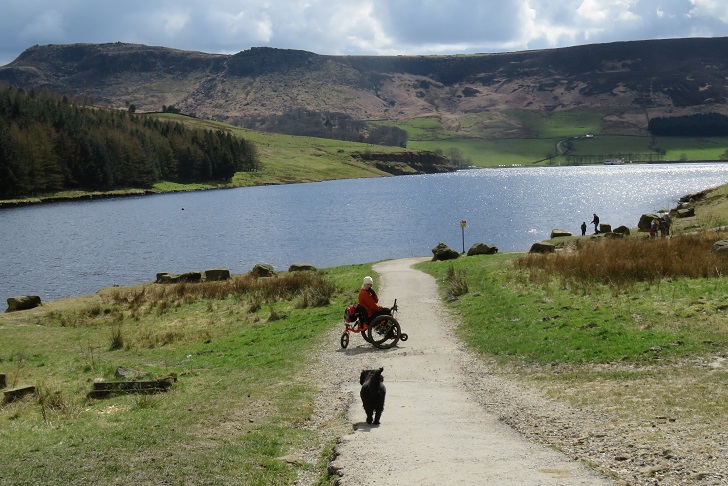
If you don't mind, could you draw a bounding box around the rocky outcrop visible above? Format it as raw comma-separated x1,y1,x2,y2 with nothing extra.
431,242,460,261
613,225,631,235
354,151,457,175
5,295,41,312
677,207,695,218
598,223,612,233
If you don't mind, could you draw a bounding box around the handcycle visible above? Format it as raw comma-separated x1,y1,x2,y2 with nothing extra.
340,299,408,350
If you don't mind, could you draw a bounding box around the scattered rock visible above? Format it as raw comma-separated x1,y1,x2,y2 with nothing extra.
677,207,695,218
114,366,144,380
638,214,661,231
155,272,202,283
467,242,498,256
289,264,317,272
712,240,728,255
598,223,612,233
5,295,41,312
203,268,230,281
2,385,35,403
529,242,556,254
251,263,276,277
550,229,572,238
613,225,631,235
431,242,460,261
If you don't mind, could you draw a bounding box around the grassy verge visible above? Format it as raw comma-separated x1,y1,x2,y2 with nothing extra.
0,264,374,485
415,230,728,456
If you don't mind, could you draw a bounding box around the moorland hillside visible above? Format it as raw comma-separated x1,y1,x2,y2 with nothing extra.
3,37,728,138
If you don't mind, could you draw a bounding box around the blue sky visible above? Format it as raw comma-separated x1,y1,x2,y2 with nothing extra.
2,0,728,66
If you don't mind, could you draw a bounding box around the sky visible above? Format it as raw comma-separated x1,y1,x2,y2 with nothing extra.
2,0,728,66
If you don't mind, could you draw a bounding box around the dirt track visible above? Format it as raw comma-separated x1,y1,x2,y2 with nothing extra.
326,257,615,485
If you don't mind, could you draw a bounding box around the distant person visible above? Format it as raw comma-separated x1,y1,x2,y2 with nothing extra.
650,218,659,238
581,221,587,236
590,213,600,234
358,276,391,323
661,214,672,237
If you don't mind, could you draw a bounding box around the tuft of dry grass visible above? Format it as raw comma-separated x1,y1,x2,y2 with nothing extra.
516,231,728,289
445,265,469,298
105,270,337,316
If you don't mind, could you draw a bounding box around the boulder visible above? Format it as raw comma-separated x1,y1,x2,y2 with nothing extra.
6,295,41,312
550,229,572,238
288,264,317,272
712,240,728,255
529,242,556,254
638,214,661,231
613,225,631,235
677,207,695,218
603,232,624,239
203,268,230,281
251,263,276,278
599,223,612,233
467,242,499,256
431,242,460,261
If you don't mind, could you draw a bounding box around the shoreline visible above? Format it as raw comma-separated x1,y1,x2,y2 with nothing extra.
3,160,727,209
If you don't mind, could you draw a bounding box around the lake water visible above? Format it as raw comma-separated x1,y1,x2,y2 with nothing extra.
2,163,728,302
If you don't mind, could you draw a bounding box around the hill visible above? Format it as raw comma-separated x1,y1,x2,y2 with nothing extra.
3,37,728,141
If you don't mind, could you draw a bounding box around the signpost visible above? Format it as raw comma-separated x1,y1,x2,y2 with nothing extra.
460,220,467,253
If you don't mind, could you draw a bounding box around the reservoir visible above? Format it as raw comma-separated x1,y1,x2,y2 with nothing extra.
1,163,727,301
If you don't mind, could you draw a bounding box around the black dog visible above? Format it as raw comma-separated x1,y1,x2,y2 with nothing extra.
359,367,386,425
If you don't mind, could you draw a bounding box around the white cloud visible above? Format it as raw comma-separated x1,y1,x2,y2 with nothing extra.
2,0,728,66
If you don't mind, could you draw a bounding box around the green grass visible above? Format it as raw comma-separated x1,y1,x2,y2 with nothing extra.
415,247,728,365
0,264,374,485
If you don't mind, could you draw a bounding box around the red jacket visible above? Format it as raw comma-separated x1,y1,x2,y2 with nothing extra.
358,288,382,317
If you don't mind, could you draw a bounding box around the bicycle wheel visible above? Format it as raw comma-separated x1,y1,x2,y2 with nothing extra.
340,331,350,349
366,315,401,349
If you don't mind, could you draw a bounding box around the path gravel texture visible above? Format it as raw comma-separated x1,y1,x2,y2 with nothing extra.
326,258,615,485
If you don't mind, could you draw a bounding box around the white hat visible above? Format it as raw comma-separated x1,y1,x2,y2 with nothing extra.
363,276,373,286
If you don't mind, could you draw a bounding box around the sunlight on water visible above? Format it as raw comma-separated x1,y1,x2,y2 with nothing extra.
1,163,728,300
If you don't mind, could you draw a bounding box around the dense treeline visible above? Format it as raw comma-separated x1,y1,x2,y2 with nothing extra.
240,108,409,147
0,85,259,198
648,112,728,137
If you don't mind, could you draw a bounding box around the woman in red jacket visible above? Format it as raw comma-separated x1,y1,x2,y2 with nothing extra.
358,276,391,322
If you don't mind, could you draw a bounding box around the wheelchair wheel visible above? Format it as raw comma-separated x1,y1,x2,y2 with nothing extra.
359,321,373,343
340,331,350,349
367,315,401,349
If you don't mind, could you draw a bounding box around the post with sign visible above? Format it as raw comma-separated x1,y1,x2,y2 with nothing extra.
460,220,467,253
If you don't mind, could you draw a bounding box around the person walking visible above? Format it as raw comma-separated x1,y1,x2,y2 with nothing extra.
581,221,587,236
590,213,600,234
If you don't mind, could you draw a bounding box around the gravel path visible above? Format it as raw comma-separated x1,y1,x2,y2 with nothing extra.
322,257,615,485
